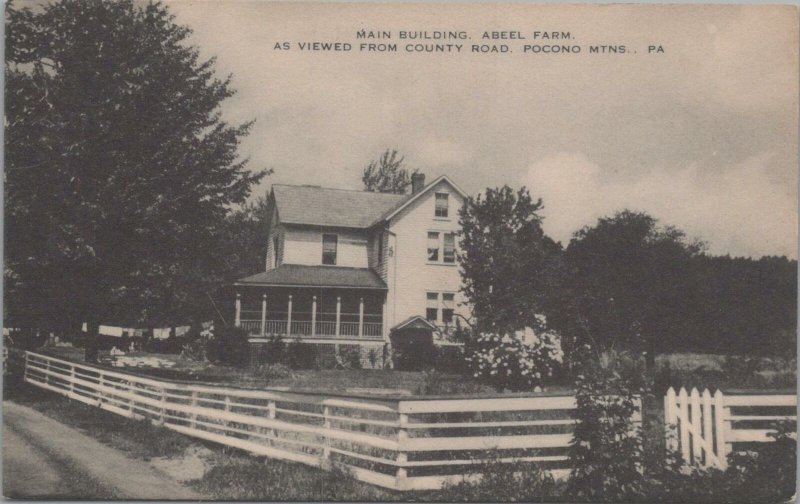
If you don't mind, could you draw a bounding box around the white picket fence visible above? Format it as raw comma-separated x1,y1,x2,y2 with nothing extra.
664,387,796,469
24,351,586,491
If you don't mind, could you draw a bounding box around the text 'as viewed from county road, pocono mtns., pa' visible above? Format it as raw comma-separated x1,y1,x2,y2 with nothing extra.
272,30,666,55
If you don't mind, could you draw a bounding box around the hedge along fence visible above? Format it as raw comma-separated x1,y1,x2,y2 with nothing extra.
23,351,593,491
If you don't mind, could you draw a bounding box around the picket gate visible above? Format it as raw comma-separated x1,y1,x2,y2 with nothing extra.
665,387,796,469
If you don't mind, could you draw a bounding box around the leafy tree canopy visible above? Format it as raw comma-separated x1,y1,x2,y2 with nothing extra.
361,149,417,194
558,210,704,357
4,0,268,335
458,186,565,336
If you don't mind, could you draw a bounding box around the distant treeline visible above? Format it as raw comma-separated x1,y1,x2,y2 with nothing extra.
674,255,796,356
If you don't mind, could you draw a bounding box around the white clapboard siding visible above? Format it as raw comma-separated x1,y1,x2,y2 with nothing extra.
24,351,641,491
665,386,797,470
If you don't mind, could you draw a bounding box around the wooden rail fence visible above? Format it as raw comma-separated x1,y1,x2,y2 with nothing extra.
665,387,796,469
24,351,583,491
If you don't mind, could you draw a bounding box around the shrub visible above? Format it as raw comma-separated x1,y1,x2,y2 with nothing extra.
432,345,469,375
286,339,316,369
207,326,250,367
180,336,209,362
263,333,286,365
568,346,646,502
338,345,362,370
253,363,294,382
438,458,563,502
467,326,563,391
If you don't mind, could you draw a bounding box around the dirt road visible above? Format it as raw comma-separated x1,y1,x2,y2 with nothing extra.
3,401,204,500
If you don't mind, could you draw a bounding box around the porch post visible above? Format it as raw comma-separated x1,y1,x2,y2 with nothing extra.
260,294,267,337
234,293,241,328
358,297,364,338
312,295,317,336
287,295,293,337
335,296,341,337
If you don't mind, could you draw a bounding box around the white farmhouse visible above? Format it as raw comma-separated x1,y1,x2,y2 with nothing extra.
233,174,470,368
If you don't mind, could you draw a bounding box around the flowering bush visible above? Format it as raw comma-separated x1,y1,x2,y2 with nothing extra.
467,327,564,391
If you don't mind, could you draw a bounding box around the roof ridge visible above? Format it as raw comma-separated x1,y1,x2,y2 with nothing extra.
273,183,411,197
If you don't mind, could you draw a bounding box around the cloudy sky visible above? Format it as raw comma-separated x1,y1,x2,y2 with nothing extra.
168,2,797,258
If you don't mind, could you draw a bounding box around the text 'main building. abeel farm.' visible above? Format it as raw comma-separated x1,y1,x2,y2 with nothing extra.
233,174,470,368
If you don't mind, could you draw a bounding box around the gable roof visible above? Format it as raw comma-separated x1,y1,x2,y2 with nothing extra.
377,175,468,223
272,184,407,229
235,264,387,290
271,176,468,230
392,315,438,332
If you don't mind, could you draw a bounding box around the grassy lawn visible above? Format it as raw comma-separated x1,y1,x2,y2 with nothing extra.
35,345,505,396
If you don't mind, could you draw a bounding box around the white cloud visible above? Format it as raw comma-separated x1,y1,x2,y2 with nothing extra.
525,152,796,258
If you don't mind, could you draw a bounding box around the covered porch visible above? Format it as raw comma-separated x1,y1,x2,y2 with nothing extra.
234,265,387,342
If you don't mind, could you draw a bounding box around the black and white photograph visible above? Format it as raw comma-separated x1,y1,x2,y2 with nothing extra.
2,1,798,501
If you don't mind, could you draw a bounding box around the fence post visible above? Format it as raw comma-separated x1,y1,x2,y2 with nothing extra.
267,400,276,443
159,388,167,426
322,405,331,467
690,388,702,464
23,352,29,382
44,358,51,385
678,387,690,464
396,413,408,490
190,391,198,429
128,380,136,417
69,364,76,395
714,390,729,469
97,373,105,406
702,389,714,467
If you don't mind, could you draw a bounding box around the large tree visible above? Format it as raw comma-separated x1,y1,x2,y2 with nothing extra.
4,0,266,359
558,210,703,366
458,186,565,336
361,149,417,194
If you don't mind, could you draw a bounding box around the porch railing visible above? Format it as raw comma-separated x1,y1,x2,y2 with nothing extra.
242,319,383,341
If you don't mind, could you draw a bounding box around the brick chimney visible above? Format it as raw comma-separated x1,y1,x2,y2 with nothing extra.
411,172,425,194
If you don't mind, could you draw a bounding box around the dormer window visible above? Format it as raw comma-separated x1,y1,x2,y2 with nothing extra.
322,234,338,265
435,193,449,218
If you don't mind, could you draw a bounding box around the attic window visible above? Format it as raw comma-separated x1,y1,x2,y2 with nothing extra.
435,193,449,218
322,234,338,265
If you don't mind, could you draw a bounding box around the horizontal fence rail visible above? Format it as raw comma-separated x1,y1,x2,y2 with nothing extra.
665,387,797,469
24,351,591,491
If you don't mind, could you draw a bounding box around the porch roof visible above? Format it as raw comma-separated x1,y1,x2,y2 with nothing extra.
234,264,387,290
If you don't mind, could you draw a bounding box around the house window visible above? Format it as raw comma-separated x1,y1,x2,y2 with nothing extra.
435,193,449,218
442,293,455,324
426,292,439,322
322,234,338,265
377,232,383,265
273,236,279,268
443,233,456,263
427,232,439,261
428,231,456,264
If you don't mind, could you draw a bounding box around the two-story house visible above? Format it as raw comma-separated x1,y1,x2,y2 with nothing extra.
232,173,469,368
